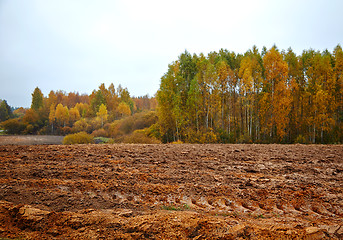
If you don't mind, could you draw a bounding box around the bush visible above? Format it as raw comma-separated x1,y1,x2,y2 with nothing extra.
238,133,252,144
124,130,161,144
94,137,113,144
24,124,35,134
87,117,102,133
132,111,158,130
119,117,134,134
60,126,72,135
200,130,218,143
91,128,108,137
108,121,122,138
295,134,307,144
73,118,89,133
63,132,94,145
1,119,27,134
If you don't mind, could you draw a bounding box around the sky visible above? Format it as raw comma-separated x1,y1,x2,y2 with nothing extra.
0,0,342,108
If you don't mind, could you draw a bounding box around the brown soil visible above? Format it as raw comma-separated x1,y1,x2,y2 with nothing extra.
0,144,342,239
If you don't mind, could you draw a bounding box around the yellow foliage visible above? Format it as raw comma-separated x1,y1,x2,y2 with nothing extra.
63,132,93,145
73,118,89,132
117,102,131,117
123,130,161,144
69,107,81,123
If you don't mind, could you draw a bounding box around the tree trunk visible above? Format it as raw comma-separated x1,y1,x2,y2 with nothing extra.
175,119,179,141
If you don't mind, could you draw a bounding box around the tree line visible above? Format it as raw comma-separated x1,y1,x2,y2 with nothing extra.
2,44,342,144
157,45,343,144
1,83,157,139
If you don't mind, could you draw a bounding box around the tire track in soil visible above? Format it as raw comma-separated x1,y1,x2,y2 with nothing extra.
0,144,342,239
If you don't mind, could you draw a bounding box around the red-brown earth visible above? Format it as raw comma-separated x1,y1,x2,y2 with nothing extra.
0,143,342,239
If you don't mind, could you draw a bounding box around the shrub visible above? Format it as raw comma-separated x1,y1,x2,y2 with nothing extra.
132,111,158,130
94,137,113,144
63,132,94,145
108,121,122,138
147,123,161,140
73,118,89,133
87,117,102,133
1,119,27,134
60,126,72,135
124,130,161,144
119,117,134,134
295,134,307,144
238,133,252,144
91,128,108,137
200,130,218,143
24,124,35,134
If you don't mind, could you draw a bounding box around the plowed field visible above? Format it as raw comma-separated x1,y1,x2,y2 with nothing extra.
0,144,342,239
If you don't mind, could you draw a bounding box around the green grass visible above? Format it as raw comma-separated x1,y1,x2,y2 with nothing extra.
161,204,190,211
255,214,265,219
94,137,113,144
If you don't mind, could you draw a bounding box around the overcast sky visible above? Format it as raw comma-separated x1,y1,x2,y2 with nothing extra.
1,0,342,108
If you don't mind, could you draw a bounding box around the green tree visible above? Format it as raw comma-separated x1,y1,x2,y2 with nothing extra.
118,85,135,114
90,89,106,114
217,59,231,130
0,100,12,122
333,44,343,142
31,87,44,111
157,61,179,142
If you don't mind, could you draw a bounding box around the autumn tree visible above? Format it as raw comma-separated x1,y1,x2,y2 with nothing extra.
13,107,26,118
216,60,229,131
75,103,89,117
90,88,106,114
157,61,179,142
284,47,303,142
333,45,343,141
73,118,89,133
238,47,263,141
96,103,108,127
117,102,131,118
55,104,69,127
69,107,81,124
118,85,135,114
49,105,56,133
260,47,290,142
106,83,119,113
5,45,342,143
305,51,335,143
47,90,57,108
22,109,40,134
